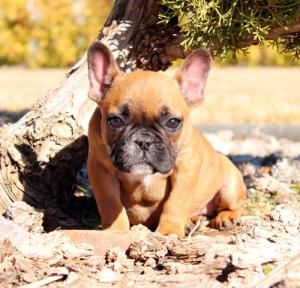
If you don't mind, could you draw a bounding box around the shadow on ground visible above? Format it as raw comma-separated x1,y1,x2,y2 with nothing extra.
0,109,29,126
12,134,100,232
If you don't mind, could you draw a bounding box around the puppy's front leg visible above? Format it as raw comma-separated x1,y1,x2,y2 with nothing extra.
88,158,130,231
156,161,202,238
156,185,189,238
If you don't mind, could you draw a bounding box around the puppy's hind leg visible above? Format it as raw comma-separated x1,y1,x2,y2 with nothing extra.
211,162,246,231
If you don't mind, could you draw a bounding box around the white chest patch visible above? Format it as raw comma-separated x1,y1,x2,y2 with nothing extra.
142,175,153,190
123,173,154,191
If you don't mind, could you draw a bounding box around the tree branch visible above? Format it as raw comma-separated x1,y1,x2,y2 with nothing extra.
243,21,300,46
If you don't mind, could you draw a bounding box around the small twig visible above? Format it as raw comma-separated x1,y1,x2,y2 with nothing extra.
76,185,88,193
19,275,65,288
187,217,204,239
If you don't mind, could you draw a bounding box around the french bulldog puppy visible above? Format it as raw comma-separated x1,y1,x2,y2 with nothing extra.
87,42,246,238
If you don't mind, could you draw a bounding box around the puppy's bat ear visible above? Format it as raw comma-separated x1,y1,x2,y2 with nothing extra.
175,48,211,106
87,42,120,103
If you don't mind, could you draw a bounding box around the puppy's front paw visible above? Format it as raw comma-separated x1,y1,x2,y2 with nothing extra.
211,210,241,230
101,221,130,231
156,221,185,238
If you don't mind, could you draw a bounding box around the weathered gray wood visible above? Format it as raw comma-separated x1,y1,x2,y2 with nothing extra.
2,201,300,287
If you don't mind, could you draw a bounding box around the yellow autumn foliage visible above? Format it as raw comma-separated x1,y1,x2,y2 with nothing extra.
233,44,300,66
0,0,112,67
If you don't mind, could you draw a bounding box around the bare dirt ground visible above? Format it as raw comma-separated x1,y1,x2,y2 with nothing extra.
1,131,300,288
0,66,299,125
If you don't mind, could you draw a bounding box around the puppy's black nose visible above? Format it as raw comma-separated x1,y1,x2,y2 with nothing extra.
134,140,151,150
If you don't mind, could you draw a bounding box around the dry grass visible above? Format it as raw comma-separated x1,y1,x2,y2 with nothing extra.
0,66,299,124
190,67,300,124
0,67,67,112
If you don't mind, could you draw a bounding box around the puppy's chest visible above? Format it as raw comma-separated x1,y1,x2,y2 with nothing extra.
120,174,170,227
121,175,168,205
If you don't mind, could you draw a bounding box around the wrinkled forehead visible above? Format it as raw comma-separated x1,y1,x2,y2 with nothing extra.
102,71,189,118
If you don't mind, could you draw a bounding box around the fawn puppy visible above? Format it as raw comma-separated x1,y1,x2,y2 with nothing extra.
87,42,246,238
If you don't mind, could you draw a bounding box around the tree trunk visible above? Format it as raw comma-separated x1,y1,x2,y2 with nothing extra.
0,0,184,228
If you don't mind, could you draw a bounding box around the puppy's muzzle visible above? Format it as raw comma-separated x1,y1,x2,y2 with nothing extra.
111,129,176,175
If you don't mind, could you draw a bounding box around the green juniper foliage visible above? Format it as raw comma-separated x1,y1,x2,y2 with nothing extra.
159,0,300,60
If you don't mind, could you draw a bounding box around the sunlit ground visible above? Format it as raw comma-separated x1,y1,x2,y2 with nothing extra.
0,66,299,124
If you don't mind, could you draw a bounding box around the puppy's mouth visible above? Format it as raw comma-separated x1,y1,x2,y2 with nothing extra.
113,158,172,175
128,162,154,175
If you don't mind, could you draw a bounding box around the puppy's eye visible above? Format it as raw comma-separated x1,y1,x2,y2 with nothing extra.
165,118,182,130
107,116,125,128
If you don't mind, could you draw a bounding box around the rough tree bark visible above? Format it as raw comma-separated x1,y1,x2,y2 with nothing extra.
0,0,184,225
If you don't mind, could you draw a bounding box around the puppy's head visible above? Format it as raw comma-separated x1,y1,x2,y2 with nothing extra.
87,42,211,175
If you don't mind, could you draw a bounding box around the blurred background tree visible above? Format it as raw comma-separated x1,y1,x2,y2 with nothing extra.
0,0,112,67
226,43,300,66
